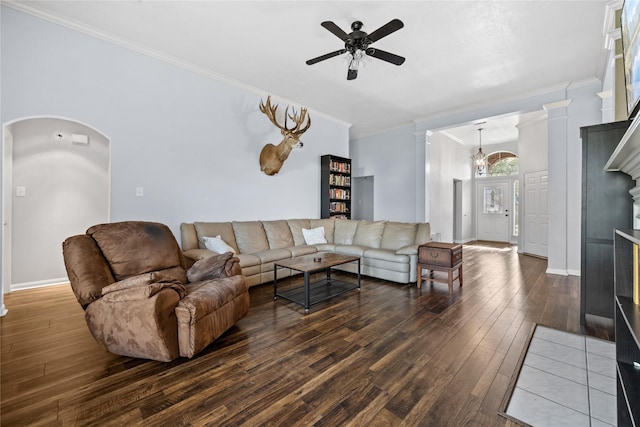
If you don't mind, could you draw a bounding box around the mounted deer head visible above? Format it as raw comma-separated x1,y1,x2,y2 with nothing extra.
258,96,311,176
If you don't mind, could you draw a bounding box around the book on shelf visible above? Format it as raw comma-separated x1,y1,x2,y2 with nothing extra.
329,174,351,187
329,188,351,200
329,160,351,174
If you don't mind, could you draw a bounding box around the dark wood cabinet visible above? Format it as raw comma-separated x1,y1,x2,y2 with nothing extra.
581,121,634,323
321,155,351,219
613,229,640,426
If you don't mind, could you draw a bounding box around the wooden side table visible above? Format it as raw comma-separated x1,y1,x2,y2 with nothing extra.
417,242,463,295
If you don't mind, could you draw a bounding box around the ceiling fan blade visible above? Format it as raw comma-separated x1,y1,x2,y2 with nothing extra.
306,49,347,65
365,48,405,65
366,19,404,43
347,68,358,80
321,21,349,41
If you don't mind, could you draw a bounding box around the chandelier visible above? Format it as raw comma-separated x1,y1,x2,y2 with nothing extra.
472,126,487,176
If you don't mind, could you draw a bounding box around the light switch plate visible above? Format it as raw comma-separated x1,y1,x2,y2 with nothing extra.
136,187,144,197
16,186,26,197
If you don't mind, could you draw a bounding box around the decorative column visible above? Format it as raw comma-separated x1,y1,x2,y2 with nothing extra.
415,129,429,222
544,99,572,275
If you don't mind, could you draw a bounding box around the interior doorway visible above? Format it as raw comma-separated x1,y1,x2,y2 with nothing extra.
453,179,463,242
352,176,374,221
523,170,549,257
2,117,110,293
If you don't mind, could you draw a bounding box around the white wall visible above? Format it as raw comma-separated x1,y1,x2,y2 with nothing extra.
518,115,548,176
11,118,109,287
349,125,418,222
428,132,473,243
0,6,349,249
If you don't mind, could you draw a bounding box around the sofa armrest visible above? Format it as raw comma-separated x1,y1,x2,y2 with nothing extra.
187,252,242,283
85,287,183,361
396,244,419,255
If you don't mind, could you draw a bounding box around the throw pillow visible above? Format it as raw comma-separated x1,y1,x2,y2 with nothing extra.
202,235,236,254
302,227,327,245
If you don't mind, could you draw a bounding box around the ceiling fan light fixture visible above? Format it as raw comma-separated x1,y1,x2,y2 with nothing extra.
348,49,366,70
306,19,405,80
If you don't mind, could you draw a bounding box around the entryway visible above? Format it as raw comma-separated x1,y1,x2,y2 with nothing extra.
352,176,374,221
2,117,110,294
476,180,510,242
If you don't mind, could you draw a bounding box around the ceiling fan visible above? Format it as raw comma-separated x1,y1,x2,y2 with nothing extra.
306,19,405,80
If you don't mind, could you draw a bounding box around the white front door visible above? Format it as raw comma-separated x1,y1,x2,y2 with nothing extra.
476,181,510,242
523,171,548,257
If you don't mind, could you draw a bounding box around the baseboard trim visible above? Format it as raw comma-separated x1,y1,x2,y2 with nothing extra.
1,304,7,316
567,269,580,277
545,268,568,276
11,278,69,291
454,238,474,244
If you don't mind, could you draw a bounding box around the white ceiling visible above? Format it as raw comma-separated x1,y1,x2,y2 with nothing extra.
7,1,611,144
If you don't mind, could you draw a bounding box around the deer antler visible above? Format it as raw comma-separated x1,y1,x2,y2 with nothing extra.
288,107,311,135
259,96,311,135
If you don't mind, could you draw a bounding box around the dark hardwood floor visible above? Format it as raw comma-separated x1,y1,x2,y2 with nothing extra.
0,242,612,426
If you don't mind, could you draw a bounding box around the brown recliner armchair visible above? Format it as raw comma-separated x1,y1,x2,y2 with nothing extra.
62,221,250,362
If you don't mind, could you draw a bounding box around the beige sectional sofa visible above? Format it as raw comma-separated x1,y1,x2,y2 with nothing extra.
180,219,431,287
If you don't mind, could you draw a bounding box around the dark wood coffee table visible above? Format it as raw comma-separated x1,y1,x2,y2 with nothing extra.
273,252,361,313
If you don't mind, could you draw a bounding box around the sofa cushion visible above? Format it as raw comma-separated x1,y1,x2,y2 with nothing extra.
314,243,336,252
235,253,261,267
287,219,311,246
381,222,417,250
263,220,295,249
334,219,359,245
286,246,318,257
252,248,292,264
194,222,239,253
353,220,386,248
310,218,335,244
334,244,367,257
415,223,431,245
87,221,185,281
180,223,199,251
232,221,269,254
364,248,410,263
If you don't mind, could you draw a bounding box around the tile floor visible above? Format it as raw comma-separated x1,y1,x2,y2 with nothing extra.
505,325,616,427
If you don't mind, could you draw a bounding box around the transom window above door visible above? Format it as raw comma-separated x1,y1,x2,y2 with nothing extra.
482,152,518,177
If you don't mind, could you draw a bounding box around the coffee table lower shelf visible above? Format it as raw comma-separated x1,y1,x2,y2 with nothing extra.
275,278,359,312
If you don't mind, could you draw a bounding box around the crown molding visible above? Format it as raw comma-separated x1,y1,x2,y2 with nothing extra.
597,90,613,99
438,131,466,145
543,99,572,111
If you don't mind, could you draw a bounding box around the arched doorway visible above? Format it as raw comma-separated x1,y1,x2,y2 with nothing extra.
2,117,110,303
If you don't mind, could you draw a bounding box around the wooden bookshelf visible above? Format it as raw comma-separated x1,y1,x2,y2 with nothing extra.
614,229,640,426
321,155,351,219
